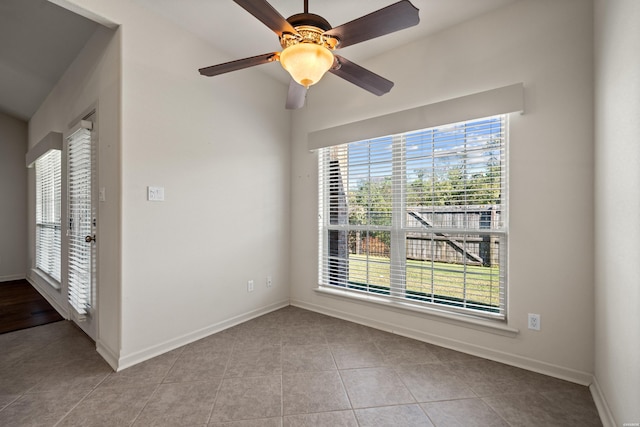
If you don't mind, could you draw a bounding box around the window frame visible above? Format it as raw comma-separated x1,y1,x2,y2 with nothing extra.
34,149,62,285
318,115,509,321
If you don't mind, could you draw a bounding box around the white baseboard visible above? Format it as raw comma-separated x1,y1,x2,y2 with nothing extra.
590,377,616,427
0,274,26,282
116,299,290,371
291,298,594,386
96,340,120,371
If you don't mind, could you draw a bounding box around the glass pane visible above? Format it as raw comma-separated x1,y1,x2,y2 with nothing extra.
347,230,391,294
404,116,504,223
344,138,393,227
405,232,502,312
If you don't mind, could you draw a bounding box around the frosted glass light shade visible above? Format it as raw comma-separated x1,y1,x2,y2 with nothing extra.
280,43,334,88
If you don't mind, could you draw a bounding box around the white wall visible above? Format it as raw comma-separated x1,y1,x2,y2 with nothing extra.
28,24,121,359
57,0,292,368
594,0,640,424
0,112,28,281
290,0,595,382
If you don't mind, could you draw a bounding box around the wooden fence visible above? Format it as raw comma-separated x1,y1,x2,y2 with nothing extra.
406,207,501,267
342,207,501,267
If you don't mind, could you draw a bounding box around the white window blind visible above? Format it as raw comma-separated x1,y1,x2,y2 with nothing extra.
319,115,507,319
67,124,93,317
35,150,62,282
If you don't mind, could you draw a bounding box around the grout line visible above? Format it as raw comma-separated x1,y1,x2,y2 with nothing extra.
50,350,117,424
52,387,96,427
128,383,161,426
205,333,237,424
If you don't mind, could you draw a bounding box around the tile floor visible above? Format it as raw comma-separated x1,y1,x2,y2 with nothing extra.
0,306,602,426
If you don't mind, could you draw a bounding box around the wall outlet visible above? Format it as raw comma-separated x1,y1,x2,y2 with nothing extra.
247,280,254,292
266,276,272,288
528,313,541,331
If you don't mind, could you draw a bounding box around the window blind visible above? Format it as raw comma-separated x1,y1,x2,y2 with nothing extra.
35,150,62,282
319,115,507,319
67,124,93,317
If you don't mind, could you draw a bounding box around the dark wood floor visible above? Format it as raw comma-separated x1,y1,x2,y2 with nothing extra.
0,279,63,334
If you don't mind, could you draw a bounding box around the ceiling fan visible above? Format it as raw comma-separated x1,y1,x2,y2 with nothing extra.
198,0,420,109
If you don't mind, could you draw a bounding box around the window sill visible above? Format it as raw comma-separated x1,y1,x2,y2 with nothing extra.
314,286,519,338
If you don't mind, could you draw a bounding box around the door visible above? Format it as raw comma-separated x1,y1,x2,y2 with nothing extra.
66,117,97,339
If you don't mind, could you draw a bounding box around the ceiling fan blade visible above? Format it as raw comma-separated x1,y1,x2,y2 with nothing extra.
323,0,419,49
329,55,394,96
286,79,307,110
198,52,278,77
233,0,298,37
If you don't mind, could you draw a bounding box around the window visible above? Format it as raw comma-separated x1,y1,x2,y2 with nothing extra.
35,149,62,283
67,122,94,317
318,115,507,319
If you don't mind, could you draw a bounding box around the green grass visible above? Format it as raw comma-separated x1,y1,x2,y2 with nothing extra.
347,254,501,308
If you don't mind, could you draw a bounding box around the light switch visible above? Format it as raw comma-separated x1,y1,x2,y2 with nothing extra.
147,186,165,201
99,187,106,202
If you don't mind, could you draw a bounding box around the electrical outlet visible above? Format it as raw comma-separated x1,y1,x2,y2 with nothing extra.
247,280,254,292
528,313,541,331
266,276,272,288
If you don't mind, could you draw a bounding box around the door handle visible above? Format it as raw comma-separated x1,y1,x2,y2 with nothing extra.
85,235,96,243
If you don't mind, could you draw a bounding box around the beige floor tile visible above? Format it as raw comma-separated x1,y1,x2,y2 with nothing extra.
27,357,112,393
374,338,440,365
0,361,52,395
57,383,157,426
164,349,230,383
282,344,337,373
355,404,434,427
421,398,510,427
0,388,90,427
224,345,282,378
483,391,588,427
449,358,528,387
185,330,238,353
100,348,183,387
210,375,282,423
0,306,603,427
330,342,387,369
323,323,376,344
283,410,358,426
28,334,98,366
133,380,221,426
427,344,483,364
540,389,603,426
0,394,19,411
282,371,351,415
210,418,282,427
340,367,415,409
281,325,327,346
233,328,282,350
394,363,476,402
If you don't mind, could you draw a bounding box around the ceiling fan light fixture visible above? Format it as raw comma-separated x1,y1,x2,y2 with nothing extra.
279,43,334,88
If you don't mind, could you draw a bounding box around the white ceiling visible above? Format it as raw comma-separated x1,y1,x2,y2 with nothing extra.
0,0,517,121
0,0,99,121
133,0,517,84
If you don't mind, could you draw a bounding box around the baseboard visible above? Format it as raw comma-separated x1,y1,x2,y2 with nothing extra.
0,274,26,282
590,377,616,427
25,276,69,320
96,340,120,371
291,298,594,386
116,299,290,371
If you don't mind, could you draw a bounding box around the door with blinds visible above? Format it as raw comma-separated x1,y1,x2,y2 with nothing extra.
66,117,97,339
